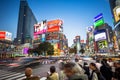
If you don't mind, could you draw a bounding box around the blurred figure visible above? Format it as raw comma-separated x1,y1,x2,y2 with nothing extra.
95,59,102,70
89,63,105,80
63,62,88,80
23,67,40,80
59,62,67,80
83,62,90,77
75,58,85,74
25,67,32,78
112,61,118,72
100,59,112,80
46,66,59,80
112,60,120,80
107,58,113,67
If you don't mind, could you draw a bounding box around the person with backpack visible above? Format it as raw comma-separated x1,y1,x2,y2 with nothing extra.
89,63,105,80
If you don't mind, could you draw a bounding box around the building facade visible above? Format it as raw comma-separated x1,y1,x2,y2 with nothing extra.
109,0,120,50
16,0,37,44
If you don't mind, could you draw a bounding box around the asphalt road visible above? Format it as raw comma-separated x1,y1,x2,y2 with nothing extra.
0,61,60,79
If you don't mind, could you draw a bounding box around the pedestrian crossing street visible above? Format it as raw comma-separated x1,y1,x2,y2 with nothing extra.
0,70,26,80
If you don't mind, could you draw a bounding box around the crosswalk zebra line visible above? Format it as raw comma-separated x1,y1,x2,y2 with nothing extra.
6,74,25,80
0,73,22,80
0,70,26,80
16,76,26,80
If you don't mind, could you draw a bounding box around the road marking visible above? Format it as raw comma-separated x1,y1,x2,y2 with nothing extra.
0,70,26,80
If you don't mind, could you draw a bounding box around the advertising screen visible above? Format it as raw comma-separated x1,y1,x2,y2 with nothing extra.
94,19,104,28
98,40,108,49
5,31,12,41
97,40,108,53
47,26,60,32
94,32,106,41
23,47,29,54
46,32,59,40
0,31,5,39
47,19,63,26
113,6,120,23
41,34,46,42
34,21,47,35
109,0,120,24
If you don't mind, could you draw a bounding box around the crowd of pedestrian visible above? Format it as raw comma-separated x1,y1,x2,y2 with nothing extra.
22,57,120,80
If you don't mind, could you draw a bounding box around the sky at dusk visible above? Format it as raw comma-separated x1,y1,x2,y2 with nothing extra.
0,0,113,46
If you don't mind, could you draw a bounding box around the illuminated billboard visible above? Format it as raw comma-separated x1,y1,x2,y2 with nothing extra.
47,19,63,32
0,31,12,40
94,29,106,41
93,13,104,28
94,32,106,41
47,26,60,32
0,31,6,39
97,40,108,50
109,0,120,25
46,32,59,40
94,19,104,28
23,47,29,54
97,40,108,53
47,19,63,26
41,34,46,42
113,6,120,23
34,21,47,35
5,31,12,41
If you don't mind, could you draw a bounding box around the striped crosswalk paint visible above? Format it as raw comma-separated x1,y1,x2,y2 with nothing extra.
0,70,26,80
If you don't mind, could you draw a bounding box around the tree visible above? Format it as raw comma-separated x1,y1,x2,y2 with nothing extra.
74,46,77,54
47,45,54,55
79,48,85,54
38,42,54,56
69,46,77,54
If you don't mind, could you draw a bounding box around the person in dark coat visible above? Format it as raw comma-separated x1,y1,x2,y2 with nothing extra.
83,62,90,77
100,59,113,80
112,60,120,80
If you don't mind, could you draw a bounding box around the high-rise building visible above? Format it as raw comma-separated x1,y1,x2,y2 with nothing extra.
109,0,120,50
109,0,120,25
16,0,37,44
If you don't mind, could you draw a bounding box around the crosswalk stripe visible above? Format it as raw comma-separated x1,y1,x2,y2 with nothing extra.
16,76,26,80
6,74,25,80
0,71,17,78
0,73,22,80
0,70,26,80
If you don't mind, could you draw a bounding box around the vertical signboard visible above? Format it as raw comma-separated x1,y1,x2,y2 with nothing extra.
94,13,104,28
0,31,6,39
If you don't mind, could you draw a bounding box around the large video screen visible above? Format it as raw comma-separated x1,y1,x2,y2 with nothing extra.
97,40,108,53
47,26,60,32
47,19,63,26
5,31,12,41
34,21,47,35
94,32,106,41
